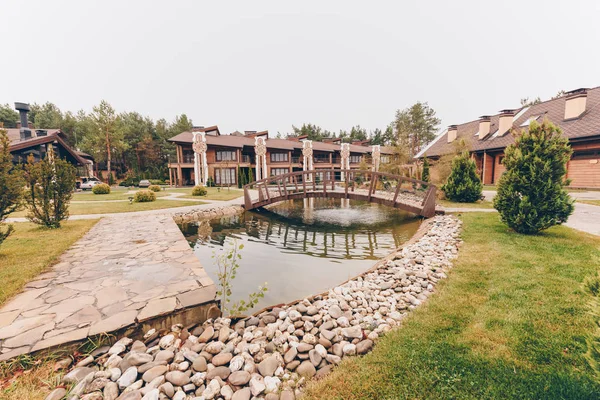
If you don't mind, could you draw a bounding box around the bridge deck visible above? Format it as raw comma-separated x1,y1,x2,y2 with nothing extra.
243,169,439,218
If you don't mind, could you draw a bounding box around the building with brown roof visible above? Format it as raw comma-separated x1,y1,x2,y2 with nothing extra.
167,128,395,186
7,103,94,185
417,87,600,188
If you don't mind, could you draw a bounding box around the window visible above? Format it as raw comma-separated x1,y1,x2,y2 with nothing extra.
270,168,289,176
380,155,390,164
216,151,236,161
270,152,289,162
519,115,541,127
350,155,361,164
215,168,236,185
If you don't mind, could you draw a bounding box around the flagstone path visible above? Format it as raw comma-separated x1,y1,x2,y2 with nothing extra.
0,209,228,361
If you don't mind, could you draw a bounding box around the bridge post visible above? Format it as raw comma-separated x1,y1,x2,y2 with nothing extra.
421,185,437,217
244,185,252,209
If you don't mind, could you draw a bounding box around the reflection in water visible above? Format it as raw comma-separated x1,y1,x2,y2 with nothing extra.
178,199,421,311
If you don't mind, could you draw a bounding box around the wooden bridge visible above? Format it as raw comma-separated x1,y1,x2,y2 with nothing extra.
243,169,438,217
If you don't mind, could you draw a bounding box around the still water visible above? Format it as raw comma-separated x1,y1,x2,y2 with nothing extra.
178,198,421,311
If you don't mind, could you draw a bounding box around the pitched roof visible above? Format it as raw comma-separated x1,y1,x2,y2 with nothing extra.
420,86,600,157
168,129,389,154
7,128,87,165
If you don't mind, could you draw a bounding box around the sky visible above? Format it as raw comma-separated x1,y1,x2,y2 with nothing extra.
2,0,600,137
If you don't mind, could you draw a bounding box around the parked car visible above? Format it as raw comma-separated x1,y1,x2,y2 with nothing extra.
138,179,151,188
81,178,103,191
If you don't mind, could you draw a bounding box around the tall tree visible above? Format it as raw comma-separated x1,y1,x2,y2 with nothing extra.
520,97,542,106
348,125,367,142
169,114,193,137
0,104,19,128
89,100,123,181
33,102,63,129
394,102,440,158
290,123,332,141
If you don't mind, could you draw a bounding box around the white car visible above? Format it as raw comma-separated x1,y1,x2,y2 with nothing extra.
81,179,103,190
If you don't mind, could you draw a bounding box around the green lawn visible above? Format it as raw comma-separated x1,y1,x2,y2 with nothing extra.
439,199,494,209
72,190,168,201
0,220,97,307
579,200,600,207
304,213,600,399
10,199,202,217
165,187,244,201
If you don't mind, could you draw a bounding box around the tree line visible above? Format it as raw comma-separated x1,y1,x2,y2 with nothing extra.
1,100,442,180
281,101,441,158
0,101,193,182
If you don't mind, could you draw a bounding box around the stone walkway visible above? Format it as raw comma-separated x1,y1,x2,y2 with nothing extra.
0,204,247,361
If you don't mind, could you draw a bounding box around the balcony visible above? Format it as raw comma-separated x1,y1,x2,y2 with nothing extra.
314,156,331,164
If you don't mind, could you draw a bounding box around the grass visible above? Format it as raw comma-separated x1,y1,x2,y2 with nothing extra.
303,213,600,399
579,200,600,207
165,186,243,201
439,199,494,209
0,334,115,399
72,190,168,201
0,220,97,307
9,199,202,217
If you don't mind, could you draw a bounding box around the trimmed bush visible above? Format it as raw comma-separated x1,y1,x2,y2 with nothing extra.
24,155,76,228
92,183,111,194
134,190,156,202
494,120,574,234
149,179,166,185
192,185,208,196
148,184,161,192
441,151,482,202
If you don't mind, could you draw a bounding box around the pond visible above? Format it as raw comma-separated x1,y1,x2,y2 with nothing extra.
178,198,421,312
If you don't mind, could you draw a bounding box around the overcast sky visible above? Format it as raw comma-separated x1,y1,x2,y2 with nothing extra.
2,0,600,136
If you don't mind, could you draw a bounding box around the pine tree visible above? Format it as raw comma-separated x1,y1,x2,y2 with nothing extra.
24,155,76,228
421,156,430,189
0,128,23,247
248,168,254,184
493,120,574,234
441,151,482,202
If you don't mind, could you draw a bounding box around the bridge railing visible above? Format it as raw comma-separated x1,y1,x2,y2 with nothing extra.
243,169,437,217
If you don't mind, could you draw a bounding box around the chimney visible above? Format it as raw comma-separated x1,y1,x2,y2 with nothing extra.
497,109,516,137
478,116,491,140
447,125,458,143
564,88,588,120
15,102,32,141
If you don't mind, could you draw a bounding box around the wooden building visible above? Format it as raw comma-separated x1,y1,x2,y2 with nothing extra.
417,87,600,188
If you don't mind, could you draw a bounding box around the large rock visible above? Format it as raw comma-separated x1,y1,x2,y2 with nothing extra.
117,366,138,389
63,367,97,384
296,360,316,378
165,371,190,386
45,388,67,400
192,355,207,372
198,326,215,343
103,382,119,400
229,370,251,386
328,305,343,319
142,365,167,383
212,352,233,366
258,356,278,377
356,339,374,355
206,366,231,380
232,387,251,400
341,325,362,339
